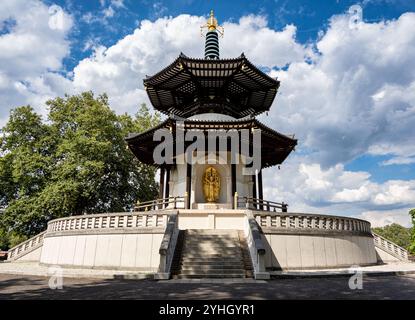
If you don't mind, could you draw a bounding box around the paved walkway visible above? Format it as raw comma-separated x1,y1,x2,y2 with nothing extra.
1,273,415,299
1,261,415,279
1,261,415,299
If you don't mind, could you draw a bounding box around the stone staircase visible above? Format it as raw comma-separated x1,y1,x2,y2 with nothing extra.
171,229,252,279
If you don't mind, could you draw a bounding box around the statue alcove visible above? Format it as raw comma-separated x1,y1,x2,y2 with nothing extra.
192,160,231,208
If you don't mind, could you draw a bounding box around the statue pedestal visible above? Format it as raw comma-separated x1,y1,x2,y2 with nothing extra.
192,203,232,210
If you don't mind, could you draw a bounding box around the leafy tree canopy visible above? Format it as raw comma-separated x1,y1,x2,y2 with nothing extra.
410,209,415,254
372,222,413,251
0,92,160,249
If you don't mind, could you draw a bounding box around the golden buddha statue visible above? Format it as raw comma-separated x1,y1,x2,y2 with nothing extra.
203,167,220,202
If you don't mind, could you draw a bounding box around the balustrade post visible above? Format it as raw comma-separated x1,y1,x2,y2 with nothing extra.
234,192,238,209
276,216,281,228
266,215,271,228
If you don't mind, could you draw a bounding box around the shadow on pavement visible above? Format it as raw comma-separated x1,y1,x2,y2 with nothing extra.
1,274,415,300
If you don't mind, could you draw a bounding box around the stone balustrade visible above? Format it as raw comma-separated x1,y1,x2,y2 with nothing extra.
47,211,170,234
254,212,372,235
157,213,179,279
7,231,46,261
372,232,409,261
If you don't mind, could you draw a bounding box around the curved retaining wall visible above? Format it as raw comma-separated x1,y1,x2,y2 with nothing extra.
40,211,176,271
253,211,378,270
31,209,379,272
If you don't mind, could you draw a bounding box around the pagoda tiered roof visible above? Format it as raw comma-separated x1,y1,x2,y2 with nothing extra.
126,117,297,168
143,53,280,119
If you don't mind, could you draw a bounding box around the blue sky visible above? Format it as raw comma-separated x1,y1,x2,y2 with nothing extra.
48,0,415,69
1,0,415,226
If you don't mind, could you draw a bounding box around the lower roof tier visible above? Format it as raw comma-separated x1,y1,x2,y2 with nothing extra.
125,117,297,169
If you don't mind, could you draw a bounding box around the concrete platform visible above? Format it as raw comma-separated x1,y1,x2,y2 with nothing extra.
271,261,415,278
0,261,153,279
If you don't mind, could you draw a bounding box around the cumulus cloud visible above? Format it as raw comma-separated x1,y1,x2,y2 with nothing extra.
262,158,414,226
0,0,73,126
265,12,415,168
355,209,413,228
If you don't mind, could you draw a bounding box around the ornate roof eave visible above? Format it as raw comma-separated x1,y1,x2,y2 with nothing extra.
126,117,296,143
143,53,280,89
142,53,281,119
125,117,297,168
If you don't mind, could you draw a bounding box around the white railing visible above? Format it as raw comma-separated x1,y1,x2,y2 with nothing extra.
47,212,171,233
237,196,288,212
134,196,187,211
372,232,409,261
254,212,372,235
7,231,46,261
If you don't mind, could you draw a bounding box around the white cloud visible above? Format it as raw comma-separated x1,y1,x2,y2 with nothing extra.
355,209,413,228
111,0,124,9
103,6,115,18
263,156,415,226
221,15,310,66
264,12,415,167
0,0,73,126
380,157,415,166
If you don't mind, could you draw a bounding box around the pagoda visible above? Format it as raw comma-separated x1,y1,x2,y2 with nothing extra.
126,10,297,211
7,11,388,281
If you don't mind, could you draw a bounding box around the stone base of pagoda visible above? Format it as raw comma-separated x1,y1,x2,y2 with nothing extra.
191,202,233,210
8,209,387,276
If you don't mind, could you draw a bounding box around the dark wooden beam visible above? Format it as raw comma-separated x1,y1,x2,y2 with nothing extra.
258,169,263,210
186,162,192,209
159,167,165,200
231,163,236,201
165,167,170,199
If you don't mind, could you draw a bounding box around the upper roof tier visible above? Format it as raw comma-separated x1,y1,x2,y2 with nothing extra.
143,53,280,118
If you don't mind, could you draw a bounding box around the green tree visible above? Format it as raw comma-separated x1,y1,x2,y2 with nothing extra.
409,209,415,254
372,223,412,250
0,92,160,248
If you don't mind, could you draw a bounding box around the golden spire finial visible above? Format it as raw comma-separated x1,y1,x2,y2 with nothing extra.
201,9,224,36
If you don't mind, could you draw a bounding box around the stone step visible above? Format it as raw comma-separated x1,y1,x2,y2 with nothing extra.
182,248,241,255
180,264,244,269
176,273,245,279
180,261,245,266
184,237,239,241
181,253,242,259
181,259,243,265
185,239,238,242
184,240,238,244
183,242,240,246
173,229,250,279
185,234,238,238
186,229,239,235
180,268,245,274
